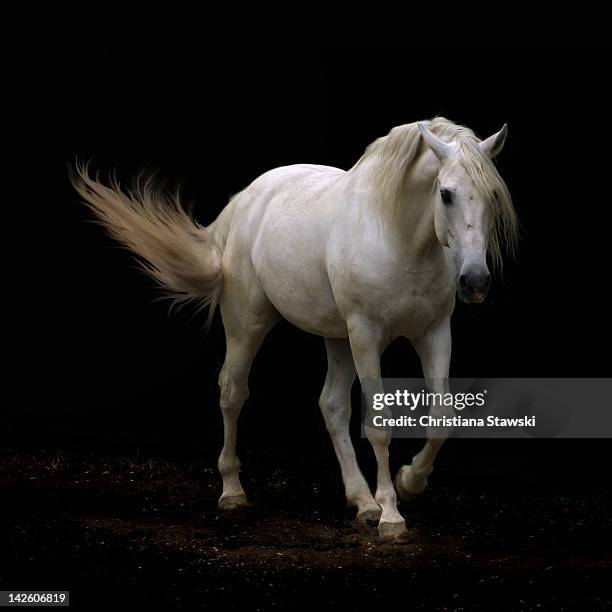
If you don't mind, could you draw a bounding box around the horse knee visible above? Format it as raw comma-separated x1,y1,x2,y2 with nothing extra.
365,425,392,448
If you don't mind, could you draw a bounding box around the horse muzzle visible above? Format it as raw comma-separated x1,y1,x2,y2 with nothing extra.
458,265,491,304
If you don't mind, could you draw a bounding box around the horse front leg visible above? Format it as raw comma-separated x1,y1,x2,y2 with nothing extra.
395,318,452,500
320,338,380,525
348,316,407,540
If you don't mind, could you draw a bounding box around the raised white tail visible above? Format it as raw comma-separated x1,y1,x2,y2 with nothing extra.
70,164,222,323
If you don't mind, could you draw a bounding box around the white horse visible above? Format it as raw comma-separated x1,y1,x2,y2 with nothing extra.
72,117,518,539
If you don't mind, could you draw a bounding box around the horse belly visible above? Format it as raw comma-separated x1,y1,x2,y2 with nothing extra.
252,221,347,337
256,253,347,337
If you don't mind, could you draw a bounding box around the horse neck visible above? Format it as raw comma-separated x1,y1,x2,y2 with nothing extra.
390,149,442,262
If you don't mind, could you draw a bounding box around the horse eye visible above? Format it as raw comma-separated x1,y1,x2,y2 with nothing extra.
440,188,453,205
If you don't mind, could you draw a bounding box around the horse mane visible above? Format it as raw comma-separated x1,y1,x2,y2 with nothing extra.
351,117,519,274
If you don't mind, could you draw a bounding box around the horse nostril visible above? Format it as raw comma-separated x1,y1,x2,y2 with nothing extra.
460,268,490,293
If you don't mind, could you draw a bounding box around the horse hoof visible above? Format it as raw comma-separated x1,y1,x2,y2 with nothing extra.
378,520,409,541
395,465,428,502
218,494,250,511
356,508,382,526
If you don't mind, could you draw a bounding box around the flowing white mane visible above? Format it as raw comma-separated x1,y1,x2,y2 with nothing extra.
352,117,519,273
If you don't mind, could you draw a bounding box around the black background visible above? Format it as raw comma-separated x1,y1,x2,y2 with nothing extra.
3,47,610,484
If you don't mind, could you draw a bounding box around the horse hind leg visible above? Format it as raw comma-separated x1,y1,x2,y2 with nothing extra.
217,308,277,511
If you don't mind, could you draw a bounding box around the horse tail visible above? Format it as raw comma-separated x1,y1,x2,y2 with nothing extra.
70,163,223,328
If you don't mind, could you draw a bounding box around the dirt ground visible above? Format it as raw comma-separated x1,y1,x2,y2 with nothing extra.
0,450,610,611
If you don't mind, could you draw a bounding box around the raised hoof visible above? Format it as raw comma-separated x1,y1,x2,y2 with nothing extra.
395,465,428,502
218,494,250,511
378,520,409,541
355,508,382,526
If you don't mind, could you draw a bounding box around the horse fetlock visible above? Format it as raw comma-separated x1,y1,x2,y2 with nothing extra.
217,454,241,476
375,490,398,509
348,491,380,515
395,464,430,500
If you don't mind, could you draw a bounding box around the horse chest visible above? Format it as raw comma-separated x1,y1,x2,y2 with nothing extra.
352,269,455,338
392,287,454,337
326,245,455,338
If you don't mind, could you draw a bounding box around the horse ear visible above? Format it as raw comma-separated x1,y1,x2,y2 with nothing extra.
479,124,508,158
418,123,453,162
